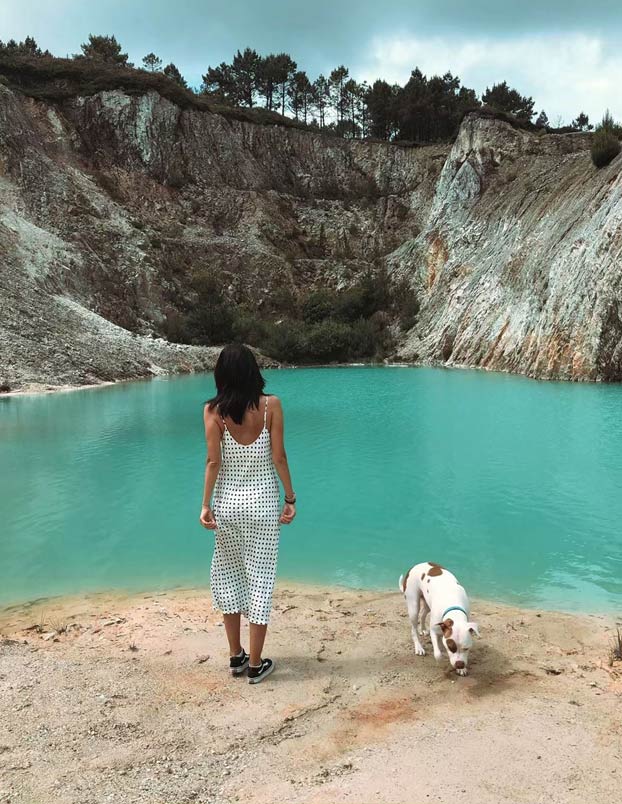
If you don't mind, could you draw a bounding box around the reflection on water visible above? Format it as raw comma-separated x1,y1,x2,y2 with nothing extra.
1,367,622,612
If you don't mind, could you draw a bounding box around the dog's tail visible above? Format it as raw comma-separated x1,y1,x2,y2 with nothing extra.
398,567,412,594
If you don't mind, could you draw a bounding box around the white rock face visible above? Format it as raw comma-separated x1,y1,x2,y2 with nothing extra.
395,114,622,380
1,84,621,388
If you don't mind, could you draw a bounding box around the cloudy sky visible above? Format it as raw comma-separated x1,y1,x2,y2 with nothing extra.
3,0,622,123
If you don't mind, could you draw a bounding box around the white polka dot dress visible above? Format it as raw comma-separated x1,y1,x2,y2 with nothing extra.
210,397,281,625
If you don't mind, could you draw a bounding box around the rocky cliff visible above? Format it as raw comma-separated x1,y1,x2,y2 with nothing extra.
393,114,622,380
0,84,444,390
1,82,621,390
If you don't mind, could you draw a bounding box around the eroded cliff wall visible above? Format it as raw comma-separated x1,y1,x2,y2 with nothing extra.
1,83,621,389
393,114,622,380
0,85,444,389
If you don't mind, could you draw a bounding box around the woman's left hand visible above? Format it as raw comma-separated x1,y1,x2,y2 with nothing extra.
279,502,296,525
199,505,217,529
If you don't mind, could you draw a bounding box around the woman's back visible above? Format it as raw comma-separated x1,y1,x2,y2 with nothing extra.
220,395,270,446
215,395,278,497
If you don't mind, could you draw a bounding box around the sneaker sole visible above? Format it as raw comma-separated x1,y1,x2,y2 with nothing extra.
248,662,275,684
230,660,250,676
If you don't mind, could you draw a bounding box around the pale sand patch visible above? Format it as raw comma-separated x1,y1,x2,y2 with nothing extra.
0,584,620,804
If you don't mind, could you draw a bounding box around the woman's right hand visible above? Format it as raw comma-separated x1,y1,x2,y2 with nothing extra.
199,505,217,530
279,502,296,525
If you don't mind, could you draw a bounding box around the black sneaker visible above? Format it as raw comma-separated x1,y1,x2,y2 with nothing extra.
247,658,275,684
229,649,250,676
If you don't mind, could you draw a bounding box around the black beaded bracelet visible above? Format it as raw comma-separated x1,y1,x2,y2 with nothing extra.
284,496,296,505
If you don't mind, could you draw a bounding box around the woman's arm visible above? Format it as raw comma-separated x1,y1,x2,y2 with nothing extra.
270,397,296,524
199,406,222,530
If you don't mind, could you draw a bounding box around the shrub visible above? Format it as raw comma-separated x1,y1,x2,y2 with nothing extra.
348,318,377,357
183,272,235,345
231,309,270,345
391,277,420,330
591,129,621,168
266,285,299,315
337,270,390,322
262,319,307,362
163,310,190,344
301,289,336,323
304,319,354,362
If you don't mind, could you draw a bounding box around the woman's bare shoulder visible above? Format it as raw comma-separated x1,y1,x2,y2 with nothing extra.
203,402,219,421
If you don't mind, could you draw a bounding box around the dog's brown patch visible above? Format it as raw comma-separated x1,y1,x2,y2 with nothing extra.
446,638,458,653
427,564,443,577
402,567,411,592
439,618,454,636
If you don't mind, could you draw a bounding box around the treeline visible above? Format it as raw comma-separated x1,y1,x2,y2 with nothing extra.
0,34,613,144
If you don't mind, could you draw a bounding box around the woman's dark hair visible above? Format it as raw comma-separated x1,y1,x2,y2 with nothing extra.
207,344,266,424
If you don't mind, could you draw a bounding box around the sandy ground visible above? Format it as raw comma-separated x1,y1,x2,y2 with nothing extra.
0,584,621,804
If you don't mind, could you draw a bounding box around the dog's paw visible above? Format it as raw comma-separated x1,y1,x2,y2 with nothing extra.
418,628,429,636
433,651,443,662
414,644,426,656
456,667,468,677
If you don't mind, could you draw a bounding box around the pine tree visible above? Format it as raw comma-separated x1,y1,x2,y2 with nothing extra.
287,71,312,121
366,79,399,139
273,53,297,116
329,66,349,123
256,54,281,110
230,48,261,107
535,110,549,128
571,112,593,131
343,78,364,138
76,34,131,66
482,81,534,120
0,36,47,57
163,63,188,88
202,63,235,101
142,52,162,72
311,75,330,128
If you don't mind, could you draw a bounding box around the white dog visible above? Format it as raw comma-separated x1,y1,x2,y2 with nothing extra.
399,561,480,676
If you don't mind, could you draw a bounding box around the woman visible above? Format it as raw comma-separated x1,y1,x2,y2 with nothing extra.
199,344,296,684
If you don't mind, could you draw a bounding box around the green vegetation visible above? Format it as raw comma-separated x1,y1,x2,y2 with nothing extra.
591,110,621,168
1,34,598,143
165,269,419,364
481,81,534,121
75,34,130,66
0,41,304,130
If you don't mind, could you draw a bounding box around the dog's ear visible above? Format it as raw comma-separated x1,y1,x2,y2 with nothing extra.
437,618,453,636
468,622,480,637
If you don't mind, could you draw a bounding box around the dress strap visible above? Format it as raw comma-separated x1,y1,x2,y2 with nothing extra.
263,395,268,427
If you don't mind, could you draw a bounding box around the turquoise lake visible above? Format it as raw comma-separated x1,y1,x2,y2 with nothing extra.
1,367,622,613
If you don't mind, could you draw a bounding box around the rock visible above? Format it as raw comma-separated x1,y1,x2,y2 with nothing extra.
1,85,620,384
395,113,622,380
0,84,442,389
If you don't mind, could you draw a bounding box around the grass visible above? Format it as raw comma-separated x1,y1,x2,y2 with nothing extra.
609,626,622,666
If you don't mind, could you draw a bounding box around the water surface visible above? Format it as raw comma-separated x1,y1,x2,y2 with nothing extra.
2,367,622,612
